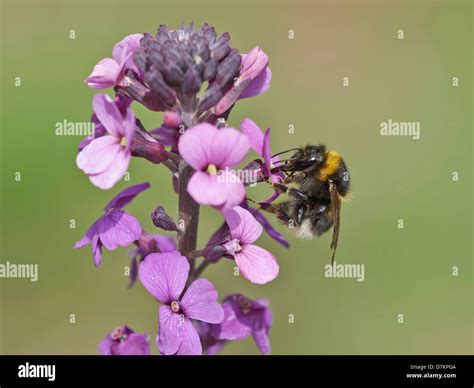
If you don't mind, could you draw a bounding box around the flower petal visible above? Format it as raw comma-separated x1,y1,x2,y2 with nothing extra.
74,220,99,250
187,171,245,210
154,234,177,252
138,251,189,303
112,33,143,69
215,302,252,341
76,136,121,175
157,305,182,355
92,93,124,138
85,58,119,89
117,333,150,355
234,244,279,284
241,118,264,156
223,206,262,244
176,318,202,355
178,123,217,170
252,327,271,355
210,127,250,168
181,279,224,324
97,209,142,250
251,209,289,248
99,335,115,355
91,235,103,267
104,182,150,211
252,306,272,355
262,128,272,174
239,67,272,99
122,105,136,147
89,149,130,190
240,46,269,81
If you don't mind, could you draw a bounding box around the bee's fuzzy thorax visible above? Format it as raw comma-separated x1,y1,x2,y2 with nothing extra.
318,150,341,182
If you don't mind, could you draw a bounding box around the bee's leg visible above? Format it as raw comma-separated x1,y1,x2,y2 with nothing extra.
273,183,308,202
259,202,293,225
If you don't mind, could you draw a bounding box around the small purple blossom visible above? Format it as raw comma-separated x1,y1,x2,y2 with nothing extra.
223,206,279,284
195,321,227,355
139,251,224,355
86,34,143,89
241,118,284,203
74,182,150,266
76,94,136,190
99,325,150,355
128,231,177,287
78,96,133,152
215,46,271,115
178,123,250,210
213,294,272,355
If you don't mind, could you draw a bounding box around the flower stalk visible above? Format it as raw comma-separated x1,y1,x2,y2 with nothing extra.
177,160,200,277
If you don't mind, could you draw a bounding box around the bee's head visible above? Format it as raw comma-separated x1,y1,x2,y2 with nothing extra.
284,144,326,172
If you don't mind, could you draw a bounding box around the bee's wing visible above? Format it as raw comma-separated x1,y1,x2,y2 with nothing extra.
329,180,341,264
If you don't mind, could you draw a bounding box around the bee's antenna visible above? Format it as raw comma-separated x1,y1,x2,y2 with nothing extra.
271,158,290,165
271,148,300,158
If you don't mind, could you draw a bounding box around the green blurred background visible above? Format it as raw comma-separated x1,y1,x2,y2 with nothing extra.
0,0,472,355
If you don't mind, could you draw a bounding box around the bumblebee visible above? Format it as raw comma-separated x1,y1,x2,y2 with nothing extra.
261,144,350,263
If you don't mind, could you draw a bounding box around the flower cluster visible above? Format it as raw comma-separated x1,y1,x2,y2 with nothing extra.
75,22,287,355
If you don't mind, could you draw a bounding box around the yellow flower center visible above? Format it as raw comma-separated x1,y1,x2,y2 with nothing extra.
120,137,127,147
206,164,218,175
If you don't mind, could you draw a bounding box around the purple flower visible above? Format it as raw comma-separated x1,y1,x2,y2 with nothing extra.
223,206,279,284
99,325,150,355
178,123,250,210
128,231,177,288
241,118,284,203
78,95,132,152
213,294,272,355
86,34,143,89
76,94,136,189
195,321,227,355
74,182,150,266
241,200,289,248
139,251,224,355
215,46,272,115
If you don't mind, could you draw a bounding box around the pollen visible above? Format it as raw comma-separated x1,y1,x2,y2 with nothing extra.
111,326,125,341
170,300,180,313
120,137,127,147
206,164,218,175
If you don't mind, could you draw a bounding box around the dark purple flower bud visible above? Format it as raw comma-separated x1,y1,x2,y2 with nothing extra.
183,66,202,96
210,32,231,61
242,159,266,186
151,206,178,231
197,86,223,113
144,69,177,108
116,72,166,112
131,123,169,164
135,22,242,126
203,58,218,81
213,49,241,88
202,244,228,262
